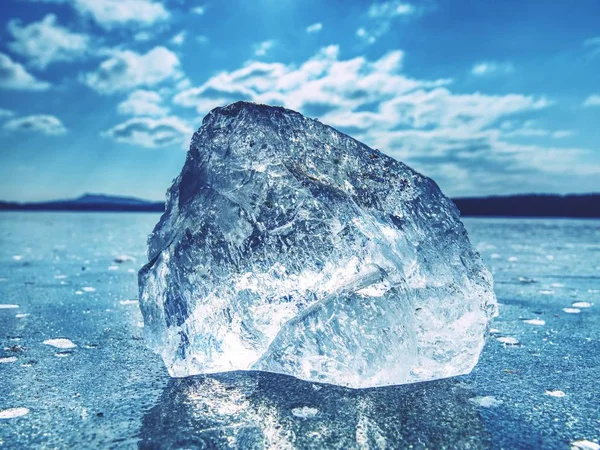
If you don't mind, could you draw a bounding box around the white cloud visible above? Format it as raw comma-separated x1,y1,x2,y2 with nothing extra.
0,108,15,118
117,90,168,117
170,31,186,46
7,15,89,69
196,35,209,45
306,23,323,34
582,94,600,107
29,0,169,28
356,27,376,45
358,1,424,44
171,45,590,196
134,31,153,42
71,0,169,29
191,6,205,15
368,1,418,18
471,61,515,76
174,46,447,115
83,46,182,94
103,116,192,148
254,40,276,57
3,114,67,135
583,36,600,56
0,52,50,91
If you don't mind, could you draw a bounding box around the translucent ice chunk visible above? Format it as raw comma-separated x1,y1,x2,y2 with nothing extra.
139,102,497,388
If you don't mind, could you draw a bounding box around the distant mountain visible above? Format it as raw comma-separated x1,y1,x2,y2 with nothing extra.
0,193,164,212
453,194,600,218
0,193,598,217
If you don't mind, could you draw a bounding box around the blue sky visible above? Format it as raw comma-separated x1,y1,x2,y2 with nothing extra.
0,0,599,202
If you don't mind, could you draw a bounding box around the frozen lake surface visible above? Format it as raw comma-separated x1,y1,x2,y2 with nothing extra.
0,212,599,449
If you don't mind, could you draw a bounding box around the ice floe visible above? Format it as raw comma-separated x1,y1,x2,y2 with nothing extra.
43,338,77,349
0,407,29,419
523,319,545,326
497,336,520,345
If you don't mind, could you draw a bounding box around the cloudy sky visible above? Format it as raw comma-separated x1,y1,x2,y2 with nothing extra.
0,0,599,202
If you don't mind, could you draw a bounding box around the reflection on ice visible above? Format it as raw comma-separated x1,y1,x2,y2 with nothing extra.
138,372,489,449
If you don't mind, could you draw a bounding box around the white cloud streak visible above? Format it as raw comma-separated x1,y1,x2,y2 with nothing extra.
582,94,600,107
7,15,90,69
306,23,323,33
83,47,182,94
117,90,168,117
172,45,591,195
103,116,192,148
3,115,67,135
0,52,50,91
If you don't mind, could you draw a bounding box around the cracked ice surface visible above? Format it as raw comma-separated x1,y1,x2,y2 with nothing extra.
138,102,497,388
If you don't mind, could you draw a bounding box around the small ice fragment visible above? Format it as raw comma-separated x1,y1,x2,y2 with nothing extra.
508,256,518,262
489,328,500,334
545,255,554,261
518,277,536,284
54,274,67,279
55,351,72,358
539,290,555,295
563,308,581,314
497,336,520,345
114,255,136,264
15,313,29,318
0,407,29,419
82,287,96,292
469,396,503,408
108,266,119,271
43,338,77,349
0,304,19,309
75,291,83,295
551,282,565,288
490,253,501,259
545,390,565,397
119,299,139,306
588,289,599,294
127,268,136,273
0,356,17,363
571,440,600,450
572,302,592,308
523,319,545,326
291,406,319,418
12,255,23,261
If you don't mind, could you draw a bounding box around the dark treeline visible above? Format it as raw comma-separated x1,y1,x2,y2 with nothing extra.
1,194,599,218
453,194,600,218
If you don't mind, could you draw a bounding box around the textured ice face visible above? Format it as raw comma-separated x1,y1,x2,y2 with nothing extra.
139,102,497,388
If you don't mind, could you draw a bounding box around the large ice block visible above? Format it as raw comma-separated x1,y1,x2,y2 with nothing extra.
139,102,497,388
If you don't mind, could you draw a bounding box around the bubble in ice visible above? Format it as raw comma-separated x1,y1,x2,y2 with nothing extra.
562,308,581,314
545,390,566,397
0,304,19,309
82,286,96,292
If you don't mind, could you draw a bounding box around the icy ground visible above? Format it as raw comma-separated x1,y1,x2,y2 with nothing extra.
0,212,599,449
